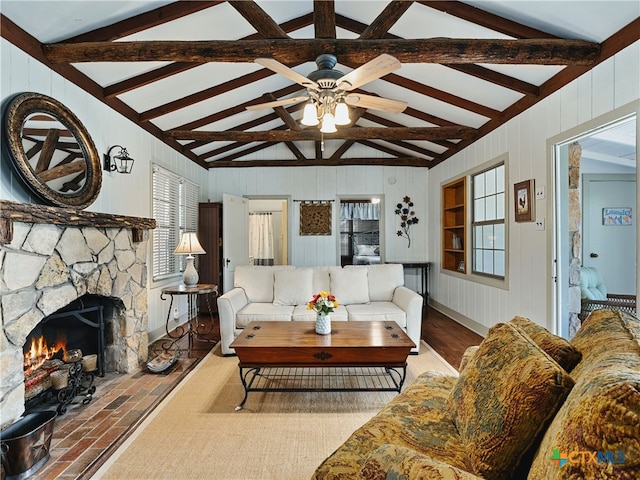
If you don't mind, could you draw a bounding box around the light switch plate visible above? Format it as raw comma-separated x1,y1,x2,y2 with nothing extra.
535,186,545,200
535,218,545,230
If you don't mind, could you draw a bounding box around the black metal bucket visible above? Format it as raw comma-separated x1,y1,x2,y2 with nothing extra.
1,410,57,480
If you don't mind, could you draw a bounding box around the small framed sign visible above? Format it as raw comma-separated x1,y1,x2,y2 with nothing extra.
603,207,632,226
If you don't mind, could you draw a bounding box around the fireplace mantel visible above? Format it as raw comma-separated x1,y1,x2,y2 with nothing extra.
0,200,156,244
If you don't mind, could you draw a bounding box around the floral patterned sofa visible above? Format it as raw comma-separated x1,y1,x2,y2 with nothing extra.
312,309,640,480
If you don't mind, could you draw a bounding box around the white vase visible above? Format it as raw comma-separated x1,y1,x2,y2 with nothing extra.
316,314,331,335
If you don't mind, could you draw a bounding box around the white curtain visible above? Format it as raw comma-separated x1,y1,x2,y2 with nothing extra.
340,202,379,220
249,213,274,265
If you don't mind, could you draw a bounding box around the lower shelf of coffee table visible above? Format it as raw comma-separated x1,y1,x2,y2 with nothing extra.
235,365,407,410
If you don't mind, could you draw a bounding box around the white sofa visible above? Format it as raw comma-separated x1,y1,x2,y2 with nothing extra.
217,264,423,355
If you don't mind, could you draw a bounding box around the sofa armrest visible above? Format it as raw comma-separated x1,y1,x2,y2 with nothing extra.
392,286,423,353
359,444,482,480
217,287,248,355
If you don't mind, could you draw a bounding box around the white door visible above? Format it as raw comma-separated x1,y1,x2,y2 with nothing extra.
222,193,249,293
583,174,637,294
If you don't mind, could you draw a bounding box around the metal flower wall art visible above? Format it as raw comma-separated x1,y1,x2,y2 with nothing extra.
395,196,419,247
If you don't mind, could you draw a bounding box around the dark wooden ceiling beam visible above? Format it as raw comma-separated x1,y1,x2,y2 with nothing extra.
43,38,601,65
358,140,433,163
0,14,208,169
313,1,336,38
139,68,277,122
207,156,432,168
104,62,200,98
360,1,414,39
59,1,224,43
168,126,476,142
329,140,355,161
268,94,302,131
429,16,640,167
417,1,558,39
104,13,314,97
284,142,308,161
361,112,455,149
228,1,289,38
385,139,440,158
173,83,302,131
443,63,540,97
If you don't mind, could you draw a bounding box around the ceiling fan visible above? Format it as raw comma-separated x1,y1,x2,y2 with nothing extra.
246,53,407,132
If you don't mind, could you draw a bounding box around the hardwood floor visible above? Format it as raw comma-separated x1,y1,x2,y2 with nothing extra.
422,306,484,369
22,306,481,480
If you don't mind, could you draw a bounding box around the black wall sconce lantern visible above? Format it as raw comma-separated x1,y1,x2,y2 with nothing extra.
103,145,134,174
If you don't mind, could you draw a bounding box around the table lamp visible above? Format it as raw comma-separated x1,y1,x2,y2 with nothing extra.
174,232,206,286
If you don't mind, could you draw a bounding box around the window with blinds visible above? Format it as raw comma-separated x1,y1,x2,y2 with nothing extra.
152,165,199,280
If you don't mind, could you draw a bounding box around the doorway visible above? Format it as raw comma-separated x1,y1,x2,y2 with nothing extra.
248,198,288,266
553,113,637,338
338,197,383,267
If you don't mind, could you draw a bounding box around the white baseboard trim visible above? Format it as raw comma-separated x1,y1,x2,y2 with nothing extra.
428,300,488,338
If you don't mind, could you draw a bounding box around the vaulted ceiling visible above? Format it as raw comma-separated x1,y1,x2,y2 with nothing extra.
1,1,638,169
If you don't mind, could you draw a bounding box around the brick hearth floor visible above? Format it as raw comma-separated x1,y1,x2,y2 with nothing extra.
22,314,220,480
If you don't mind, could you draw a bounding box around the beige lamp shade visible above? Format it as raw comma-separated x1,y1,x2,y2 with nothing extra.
174,232,206,255
174,232,205,286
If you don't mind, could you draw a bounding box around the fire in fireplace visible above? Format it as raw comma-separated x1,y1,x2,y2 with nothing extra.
22,295,106,381
24,334,67,375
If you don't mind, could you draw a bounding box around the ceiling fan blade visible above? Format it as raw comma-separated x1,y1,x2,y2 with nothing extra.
336,54,401,91
246,96,308,111
344,94,407,113
255,58,318,88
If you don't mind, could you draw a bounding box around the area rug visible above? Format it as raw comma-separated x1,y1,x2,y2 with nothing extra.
91,341,457,480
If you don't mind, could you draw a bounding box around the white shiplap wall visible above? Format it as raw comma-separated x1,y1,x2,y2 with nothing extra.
207,162,430,288
427,41,640,336
0,39,209,338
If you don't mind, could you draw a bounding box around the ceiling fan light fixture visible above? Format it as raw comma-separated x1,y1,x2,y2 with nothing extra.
334,100,350,125
320,113,337,133
301,101,319,126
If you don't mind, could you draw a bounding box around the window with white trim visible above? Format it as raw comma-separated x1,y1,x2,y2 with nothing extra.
152,165,199,280
472,163,505,278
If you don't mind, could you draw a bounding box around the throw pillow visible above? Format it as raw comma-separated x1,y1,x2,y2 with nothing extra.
273,268,313,306
330,267,370,305
448,322,575,480
509,316,582,371
357,244,376,256
367,263,404,302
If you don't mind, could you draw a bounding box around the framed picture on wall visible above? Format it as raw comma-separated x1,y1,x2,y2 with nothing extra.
514,179,535,222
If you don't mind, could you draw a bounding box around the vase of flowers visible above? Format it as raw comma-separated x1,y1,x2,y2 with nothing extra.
308,291,338,335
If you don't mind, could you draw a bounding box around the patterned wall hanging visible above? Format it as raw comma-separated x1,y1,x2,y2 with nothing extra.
299,201,332,235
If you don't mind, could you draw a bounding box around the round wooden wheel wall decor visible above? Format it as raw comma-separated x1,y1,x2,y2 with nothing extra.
2,92,102,209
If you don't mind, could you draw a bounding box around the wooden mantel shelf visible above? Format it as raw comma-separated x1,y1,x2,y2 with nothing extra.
0,200,156,245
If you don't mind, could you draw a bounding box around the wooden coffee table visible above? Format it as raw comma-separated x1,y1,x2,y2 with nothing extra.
229,321,416,410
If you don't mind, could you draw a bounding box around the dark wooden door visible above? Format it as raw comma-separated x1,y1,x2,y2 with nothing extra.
198,202,222,312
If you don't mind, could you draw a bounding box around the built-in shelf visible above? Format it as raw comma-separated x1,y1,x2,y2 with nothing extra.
442,177,466,273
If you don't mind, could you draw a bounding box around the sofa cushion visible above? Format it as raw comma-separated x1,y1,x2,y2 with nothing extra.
311,267,332,293
360,444,484,480
234,265,293,303
528,310,640,480
312,372,471,479
330,267,369,305
509,316,582,372
291,304,349,322
273,268,313,306
366,264,404,302
235,303,294,328
448,322,575,480
346,302,406,328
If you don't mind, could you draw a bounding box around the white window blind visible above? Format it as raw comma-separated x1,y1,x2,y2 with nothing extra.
152,165,199,280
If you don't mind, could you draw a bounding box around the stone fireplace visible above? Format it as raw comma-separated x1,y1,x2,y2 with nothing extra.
0,200,155,428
